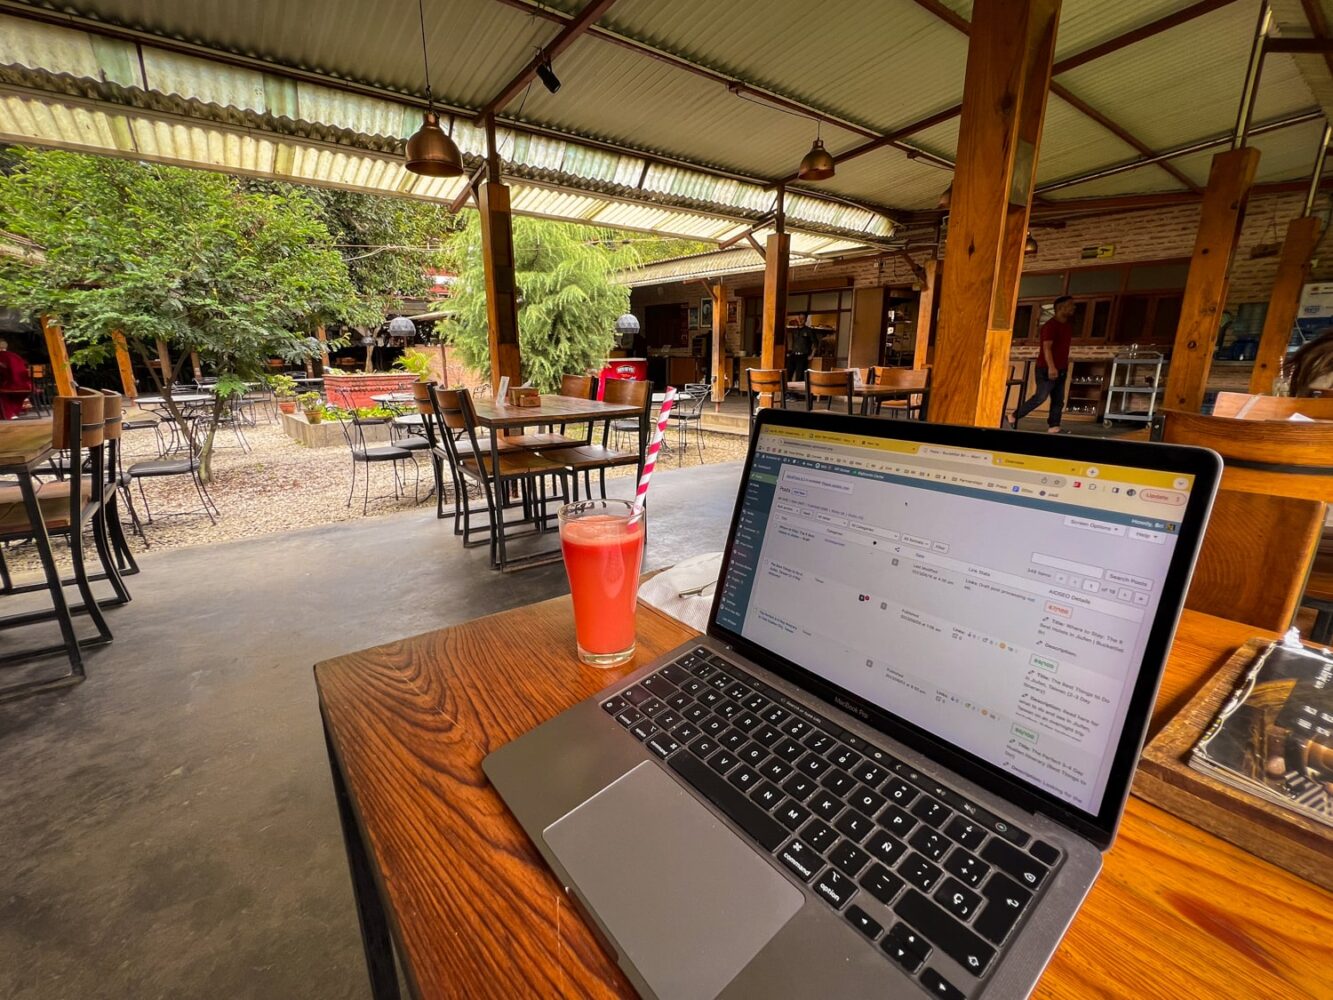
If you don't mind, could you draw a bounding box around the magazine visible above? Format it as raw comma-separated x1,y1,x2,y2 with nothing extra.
1190,635,1333,829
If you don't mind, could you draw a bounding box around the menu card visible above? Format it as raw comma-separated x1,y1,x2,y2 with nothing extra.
1191,636,1333,828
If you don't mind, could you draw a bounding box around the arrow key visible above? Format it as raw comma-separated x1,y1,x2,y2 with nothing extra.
921,967,966,1000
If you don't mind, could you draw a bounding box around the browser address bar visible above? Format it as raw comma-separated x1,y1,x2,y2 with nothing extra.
894,455,1066,487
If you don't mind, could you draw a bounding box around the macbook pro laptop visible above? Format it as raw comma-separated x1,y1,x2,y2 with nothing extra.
485,408,1220,999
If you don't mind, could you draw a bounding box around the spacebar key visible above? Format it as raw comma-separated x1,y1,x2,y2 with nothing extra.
669,751,787,851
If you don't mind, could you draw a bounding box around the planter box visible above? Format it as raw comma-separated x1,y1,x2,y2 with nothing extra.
322,373,420,410
281,410,392,448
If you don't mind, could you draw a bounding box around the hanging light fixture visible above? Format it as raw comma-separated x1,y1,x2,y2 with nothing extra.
1024,232,1039,256
797,120,836,182
404,0,463,177
535,53,561,95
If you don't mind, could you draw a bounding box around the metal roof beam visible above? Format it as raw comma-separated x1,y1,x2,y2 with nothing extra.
910,0,1200,194
478,0,620,119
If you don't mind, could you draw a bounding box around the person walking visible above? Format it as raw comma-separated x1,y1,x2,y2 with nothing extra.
785,315,816,382
1010,296,1076,433
0,338,33,420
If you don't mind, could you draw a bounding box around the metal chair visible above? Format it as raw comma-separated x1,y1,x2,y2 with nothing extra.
671,386,709,464
540,378,650,500
333,411,419,515
126,412,219,525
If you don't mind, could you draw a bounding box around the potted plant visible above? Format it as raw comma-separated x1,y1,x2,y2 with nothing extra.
269,373,299,414
299,391,324,424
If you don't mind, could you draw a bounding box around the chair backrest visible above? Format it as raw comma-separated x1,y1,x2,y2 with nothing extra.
52,392,105,451
806,369,855,397
1158,410,1333,630
602,377,649,408
747,368,785,396
560,374,595,399
1211,391,1333,421
427,384,484,468
412,380,439,447
871,366,929,389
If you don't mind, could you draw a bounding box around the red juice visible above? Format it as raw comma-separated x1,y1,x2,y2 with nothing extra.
560,513,646,662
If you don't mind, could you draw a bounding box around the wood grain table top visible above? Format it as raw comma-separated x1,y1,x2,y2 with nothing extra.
314,604,1330,999
469,393,643,429
0,418,54,472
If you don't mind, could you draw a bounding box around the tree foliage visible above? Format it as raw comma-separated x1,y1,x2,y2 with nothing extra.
0,148,359,475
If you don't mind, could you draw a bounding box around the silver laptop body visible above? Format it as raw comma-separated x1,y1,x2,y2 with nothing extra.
486,409,1219,999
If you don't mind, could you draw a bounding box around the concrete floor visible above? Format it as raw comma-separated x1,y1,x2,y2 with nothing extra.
0,462,743,1000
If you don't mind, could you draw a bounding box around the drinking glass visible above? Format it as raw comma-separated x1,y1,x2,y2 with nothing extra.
558,499,646,667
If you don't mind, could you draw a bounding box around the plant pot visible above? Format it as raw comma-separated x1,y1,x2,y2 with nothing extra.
278,398,297,414
303,409,323,424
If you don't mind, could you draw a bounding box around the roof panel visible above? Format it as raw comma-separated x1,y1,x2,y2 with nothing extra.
1031,93,1144,186
1172,117,1331,186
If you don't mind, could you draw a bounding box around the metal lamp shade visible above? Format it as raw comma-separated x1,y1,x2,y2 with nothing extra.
1024,232,1039,256
614,313,640,334
797,138,835,181
405,111,464,177
388,316,417,336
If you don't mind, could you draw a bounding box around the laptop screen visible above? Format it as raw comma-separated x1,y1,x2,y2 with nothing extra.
713,423,1196,818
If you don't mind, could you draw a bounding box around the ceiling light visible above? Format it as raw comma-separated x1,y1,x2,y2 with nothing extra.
535,55,561,95
1024,232,1039,255
405,0,463,177
798,121,835,182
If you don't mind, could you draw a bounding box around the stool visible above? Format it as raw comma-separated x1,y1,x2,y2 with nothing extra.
1000,359,1033,427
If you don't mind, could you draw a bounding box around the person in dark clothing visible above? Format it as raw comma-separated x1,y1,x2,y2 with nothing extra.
0,339,33,420
1010,296,1076,433
786,315,816,381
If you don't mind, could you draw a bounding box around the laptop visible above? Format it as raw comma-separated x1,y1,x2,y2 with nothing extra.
485,408,1220,1000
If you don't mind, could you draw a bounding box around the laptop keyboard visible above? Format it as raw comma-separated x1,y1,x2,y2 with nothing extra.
601,647,1064,999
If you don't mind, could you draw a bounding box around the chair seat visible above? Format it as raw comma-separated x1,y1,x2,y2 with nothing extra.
0,481,92,533
129,457,195,477
356,445,413,462
505,431,580,450
393,435,430,451
459,451,567,478
541,445,638,470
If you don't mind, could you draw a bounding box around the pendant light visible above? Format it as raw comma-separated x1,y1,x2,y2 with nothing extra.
405,0,463,177
797,120,836,182
1024,232,1039,256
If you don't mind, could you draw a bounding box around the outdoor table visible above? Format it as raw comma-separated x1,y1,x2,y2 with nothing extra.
784,381,930,418
468,393,644,571
370,392,415,406
314,602,1329,1000
0,419,85,701
135,393,214,408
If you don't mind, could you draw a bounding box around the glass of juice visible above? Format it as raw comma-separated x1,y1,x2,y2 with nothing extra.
558,499,646,667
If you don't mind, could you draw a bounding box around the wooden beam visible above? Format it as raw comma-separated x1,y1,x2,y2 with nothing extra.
711,282,727,404
1164,147,1261,413
913,259,938,371
315,324,329,368
1250,214,1322,393
478,0,620,119
931,0,1059,427
39,314,75,396
110,329,137,398
478,180,522,393
760,233,790,370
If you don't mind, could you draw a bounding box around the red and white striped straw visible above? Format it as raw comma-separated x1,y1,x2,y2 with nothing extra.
631,386,677,518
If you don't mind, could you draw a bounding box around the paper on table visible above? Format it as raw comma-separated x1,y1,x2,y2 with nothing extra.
638,552,724,633
497,376,510,404
1288,412,1315,422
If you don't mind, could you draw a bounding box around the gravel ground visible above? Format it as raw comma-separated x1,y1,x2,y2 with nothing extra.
2,412,748,577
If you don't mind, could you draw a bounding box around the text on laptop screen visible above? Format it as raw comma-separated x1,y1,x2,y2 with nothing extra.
716,426,1194,815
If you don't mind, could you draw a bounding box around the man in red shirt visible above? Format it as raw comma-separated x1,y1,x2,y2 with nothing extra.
1009,295,1076,433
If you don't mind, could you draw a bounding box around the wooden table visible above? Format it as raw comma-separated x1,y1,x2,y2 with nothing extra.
315,604,1331,999
469,393,645,572
0,419,84,701
784,382,930,418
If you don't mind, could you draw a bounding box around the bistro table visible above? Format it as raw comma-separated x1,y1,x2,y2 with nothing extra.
370,392,416,408
315,603,1330,999
0,419,84,701
469,393,645,571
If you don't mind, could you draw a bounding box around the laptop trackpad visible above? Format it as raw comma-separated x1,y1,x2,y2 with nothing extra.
544,761,803,1000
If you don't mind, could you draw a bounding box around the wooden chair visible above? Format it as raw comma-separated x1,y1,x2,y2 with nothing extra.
428,386,569,570
1211,391,1333,421
1158,410,1333,631
539,378,650,500
805,369,855,414
560,374,595,399
870,366,930,419
745,369,787,434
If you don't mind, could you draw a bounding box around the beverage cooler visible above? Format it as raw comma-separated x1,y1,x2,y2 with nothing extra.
596,357,648,398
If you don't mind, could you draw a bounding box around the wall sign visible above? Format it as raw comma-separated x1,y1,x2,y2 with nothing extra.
1081,244,1115,260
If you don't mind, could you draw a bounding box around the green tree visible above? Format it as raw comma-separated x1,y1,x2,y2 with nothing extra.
444,218,641,392
0,148,358,478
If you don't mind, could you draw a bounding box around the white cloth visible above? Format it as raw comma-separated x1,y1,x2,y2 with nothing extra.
639,552,724,633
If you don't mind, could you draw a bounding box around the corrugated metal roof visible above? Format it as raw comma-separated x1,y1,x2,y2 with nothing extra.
1171,115,1330,185
618,247,765,286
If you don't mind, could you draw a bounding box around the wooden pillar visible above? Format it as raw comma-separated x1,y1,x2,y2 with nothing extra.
760,233,790,371
156,339,174,388
315,324,330,369
478,179,522,393
931,0,1059,426
190,351,203,382
1164,147,1261,412
39,314,75,396
1250,215,1321,393
110,329,138,398
913,259,938,371
712,281,727,404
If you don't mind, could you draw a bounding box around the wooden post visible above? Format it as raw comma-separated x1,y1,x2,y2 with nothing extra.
478,179,522,394
1250,214,1321,393
39,314,76,396
712,281,727,404
190,351,204,382
1164,147,1261,413
110,329,138,398
315,324,330,369
931,0,1059,426
156,338,174,388
913,259,938,371
760,233,790,371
